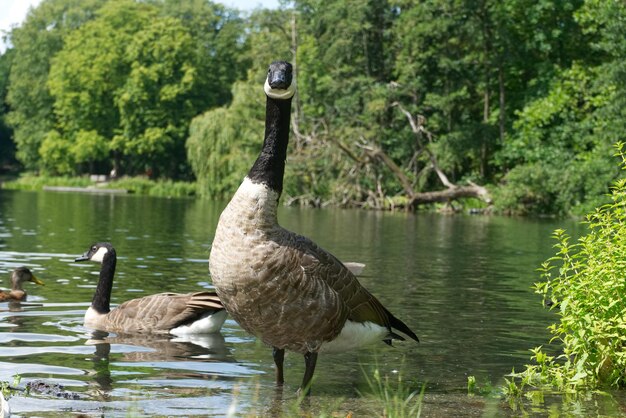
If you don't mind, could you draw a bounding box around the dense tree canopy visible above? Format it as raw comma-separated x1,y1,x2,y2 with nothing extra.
5,0,245,179
5,0,107,171
1,0,625,215
0,49,15,171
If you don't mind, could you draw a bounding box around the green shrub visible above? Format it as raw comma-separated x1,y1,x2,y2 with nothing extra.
1,174,92,190
1,174,195,198
510,143,626,391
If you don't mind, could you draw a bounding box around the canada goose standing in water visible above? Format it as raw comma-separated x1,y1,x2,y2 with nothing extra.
75,242,227,334
0,267,45,302
209,61,419,394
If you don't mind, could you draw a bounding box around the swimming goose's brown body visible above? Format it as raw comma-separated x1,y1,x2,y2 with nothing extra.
0,267,45,302
76,242,226,335
209,61,418,394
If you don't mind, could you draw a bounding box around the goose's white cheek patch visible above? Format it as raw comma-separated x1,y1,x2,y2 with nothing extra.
264,79,296,99
91,247,109,263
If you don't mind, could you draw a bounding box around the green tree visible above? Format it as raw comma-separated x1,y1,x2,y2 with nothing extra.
72,130,109,173
187,7,291,198
39,130,74,175
0,49,15,171
6,0,105,170
497,65,616,215
187,81,264,198
48,0,154,174
160,0,246,107
293,0,402,205
114,16,199,177
496,0,625,215
47,0,245,178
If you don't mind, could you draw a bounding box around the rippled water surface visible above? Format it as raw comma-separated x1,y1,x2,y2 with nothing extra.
1,189,623,416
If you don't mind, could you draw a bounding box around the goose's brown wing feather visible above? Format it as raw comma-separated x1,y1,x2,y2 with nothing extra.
293,232,419,343
106,291,224,332
293,234,391,327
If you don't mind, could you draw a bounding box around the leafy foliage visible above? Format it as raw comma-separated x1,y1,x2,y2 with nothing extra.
496,63,619,216
1,174,93,190
509,143,626,391
6,0,106,170
7,0,245,179
2,173,195,197
187,81,264,198
1,0,626,213
496,0,626,216
0,49,15,172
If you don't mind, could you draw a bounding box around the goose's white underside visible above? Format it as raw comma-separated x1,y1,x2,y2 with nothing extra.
170,310,228,336
84,306,228,335
319,320,388,353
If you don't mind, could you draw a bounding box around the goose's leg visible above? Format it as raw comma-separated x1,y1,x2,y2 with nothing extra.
297,351,318,396
272,347,285,385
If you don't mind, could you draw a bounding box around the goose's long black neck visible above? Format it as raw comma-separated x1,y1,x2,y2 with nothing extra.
92,252,116,314
247,96,293,194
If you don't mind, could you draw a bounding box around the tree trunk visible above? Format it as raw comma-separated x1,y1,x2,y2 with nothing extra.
498,61,505,143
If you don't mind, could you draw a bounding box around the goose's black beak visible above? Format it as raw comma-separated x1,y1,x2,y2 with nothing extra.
269,72,288,89
75,254,89,262
268,61,293,90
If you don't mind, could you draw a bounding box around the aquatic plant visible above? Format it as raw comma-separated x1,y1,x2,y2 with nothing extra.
359,366,424,417
509,142,626,391
0,375,22,400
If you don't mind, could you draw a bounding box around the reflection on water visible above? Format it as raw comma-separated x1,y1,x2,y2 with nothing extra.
0,189,624,416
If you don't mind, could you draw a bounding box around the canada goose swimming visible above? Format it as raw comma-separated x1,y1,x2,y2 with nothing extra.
0,267,45,302
209,61,419,394
75,242,227,335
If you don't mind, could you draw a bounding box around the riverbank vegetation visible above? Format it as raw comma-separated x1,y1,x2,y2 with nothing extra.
1,0,625,215
507,144,626,394
2,173,196,197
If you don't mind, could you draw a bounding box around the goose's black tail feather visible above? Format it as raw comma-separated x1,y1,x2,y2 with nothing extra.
386,308,419,343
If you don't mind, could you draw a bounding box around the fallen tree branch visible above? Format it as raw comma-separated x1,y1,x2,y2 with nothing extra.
392,102,454,188
300,104,492,210
409,184,491,207
357,139,415,199
392,102,492,208
355,134,491,209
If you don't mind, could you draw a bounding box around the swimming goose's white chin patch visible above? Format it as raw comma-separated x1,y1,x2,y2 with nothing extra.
264,79,295,99
84,306,107,327
170,310,228,335
90,247,109,263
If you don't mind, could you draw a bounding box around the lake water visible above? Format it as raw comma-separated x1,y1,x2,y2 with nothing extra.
0,189,623,416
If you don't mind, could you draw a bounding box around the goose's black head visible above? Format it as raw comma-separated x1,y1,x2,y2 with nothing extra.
264,61,295,99
75,242,116,264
